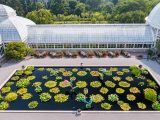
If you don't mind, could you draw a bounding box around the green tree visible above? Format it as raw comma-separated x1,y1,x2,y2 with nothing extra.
119,10,146,23
74,3,86,16
5,42,33,60
26,9,54,24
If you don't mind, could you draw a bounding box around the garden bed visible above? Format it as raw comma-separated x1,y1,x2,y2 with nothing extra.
0,66,160,111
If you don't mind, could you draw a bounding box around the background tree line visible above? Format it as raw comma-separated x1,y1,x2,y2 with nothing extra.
0,0,160,24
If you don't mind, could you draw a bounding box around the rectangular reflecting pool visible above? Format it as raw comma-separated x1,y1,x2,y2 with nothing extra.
0,66,160,111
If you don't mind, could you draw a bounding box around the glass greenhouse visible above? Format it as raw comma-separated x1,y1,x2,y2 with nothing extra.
0,3,160,57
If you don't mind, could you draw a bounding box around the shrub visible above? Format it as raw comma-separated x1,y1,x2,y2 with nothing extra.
100,87,109,94
122,68,130,73
144,88,157,102
59,81,71,88
5,92,18,102
44,81,57,88
105,70,112,76
90,71,100,76
39,93,51,102
17,88,28,95
62,71,73,76
76,93,86,102
0,101,9,110
54,94,69,103
1,87,11,93
76,81,87,88
101,103,112,110
147,80,158,89
125,76,133,81
21,93,32,100
16,79,30,88
42,75,48,80
137,102,146,109
24,70,32,75
152,101,160,110
130,66,141,77
28,101,38,109
105,81,116,88
38,68,45,71
119,81,130,88
116,71,124,76
90,81,102,88
116,88,125,94
5,42,34,60
91,94,104,103
108,94,119,102
26,66,35,71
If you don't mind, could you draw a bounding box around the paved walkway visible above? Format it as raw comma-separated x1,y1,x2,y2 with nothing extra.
0,56,160,120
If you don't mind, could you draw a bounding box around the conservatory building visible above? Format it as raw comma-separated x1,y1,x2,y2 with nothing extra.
0,3,160,56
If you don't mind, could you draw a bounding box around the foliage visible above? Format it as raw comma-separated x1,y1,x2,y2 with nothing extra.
35,86,42,93
24,70,32,76
26,9,54,24
119,81,130,88
62,71,73,76
116,88,125,94
1,87,11,93
91,94,104,103
122,69,130,73
120,103,131,111
137,102,146,109
5,42,33,60
138,82,145,86
130,66,141,77
125,76,133,81
28,101,38,109
76,81,87,88
16,79,30,88
144,88,157,102
77,71,87,76
152,101,160,110
0,101,9,110
113,76,121,81
27,76,36,81
54,94,69,103
100,87,109,94
127,94,136,101
44,81,57,88
32,82,42,87
26,66,35,71
49,87,60,94
101,103,112,110
108,94,119,102
6,82,14,87
11,76,20,81
147,80,158,89
42,75,48,80
72,68,78,72
38,68,45,71
90,71,100,76
105,81,116,88
21,93,32,100
5,92,18,102
129,87,140,94
59,81,71,88
39,93,52,102
116,71,124,76
56,76,63,80
90,81,102,88
76,93,86,102
15,70,23,76
70,77,76,81
17,88,28,95
105,70,112,76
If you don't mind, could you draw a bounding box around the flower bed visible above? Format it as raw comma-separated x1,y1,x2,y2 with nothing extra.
0,66,160,111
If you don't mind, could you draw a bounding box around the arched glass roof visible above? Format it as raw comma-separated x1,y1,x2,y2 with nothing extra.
0,4,16,17
27,24,154,44
0,16,36,42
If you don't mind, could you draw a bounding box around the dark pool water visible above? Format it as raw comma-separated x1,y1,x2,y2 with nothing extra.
0,66,159,111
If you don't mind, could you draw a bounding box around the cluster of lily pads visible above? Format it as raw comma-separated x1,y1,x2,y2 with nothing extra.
0,66,160,111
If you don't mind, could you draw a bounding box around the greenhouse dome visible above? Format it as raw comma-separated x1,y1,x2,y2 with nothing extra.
146,3,160,29
0,4,16,17
0,4,36,43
